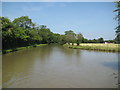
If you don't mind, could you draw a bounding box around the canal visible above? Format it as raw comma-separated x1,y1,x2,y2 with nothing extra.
2,45,118,88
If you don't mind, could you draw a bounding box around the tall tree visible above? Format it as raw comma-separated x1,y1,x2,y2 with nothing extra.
114,1,120,43
13,16,34,29
13,16,38,46
65,30,76,45
76,33,83,46
38,25,53,44
1,17,15,49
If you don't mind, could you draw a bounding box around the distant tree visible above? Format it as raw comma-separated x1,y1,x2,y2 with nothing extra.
92,39,98,43
83,38,88,43
85,37,104,43
64,30,76,45
105,40,115,43
76,33,83,46
98,37,104,43
60,35,67,45
38,25,53,44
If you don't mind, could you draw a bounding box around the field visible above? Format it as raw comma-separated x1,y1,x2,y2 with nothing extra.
64,43,120,52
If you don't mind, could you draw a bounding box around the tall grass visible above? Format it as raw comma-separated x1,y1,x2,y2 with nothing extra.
64,43,120,52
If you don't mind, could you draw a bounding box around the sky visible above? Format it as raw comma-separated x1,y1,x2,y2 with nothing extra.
1,0,115,2
2,2,118,40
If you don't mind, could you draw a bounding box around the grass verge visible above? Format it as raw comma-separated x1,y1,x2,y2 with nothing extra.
3,44,47,54
64,43,120,52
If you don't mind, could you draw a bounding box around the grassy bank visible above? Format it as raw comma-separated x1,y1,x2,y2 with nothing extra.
64,43,120,52
3,44,47,54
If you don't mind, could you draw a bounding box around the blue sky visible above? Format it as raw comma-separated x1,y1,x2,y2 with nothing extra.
2,2,117,40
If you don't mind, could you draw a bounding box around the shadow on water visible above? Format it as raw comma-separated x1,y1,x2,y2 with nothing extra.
101,61,119,70
2,45,54,87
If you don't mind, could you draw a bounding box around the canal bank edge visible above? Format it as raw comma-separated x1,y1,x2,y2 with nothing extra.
2,44,48,54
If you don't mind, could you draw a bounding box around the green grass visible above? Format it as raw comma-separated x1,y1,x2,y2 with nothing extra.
3,44,47,54
64,43,120,52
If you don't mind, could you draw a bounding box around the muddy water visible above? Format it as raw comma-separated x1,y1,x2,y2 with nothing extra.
3,45,118,88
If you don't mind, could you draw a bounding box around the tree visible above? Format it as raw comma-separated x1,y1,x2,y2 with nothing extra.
76,33,83,46
105,40,115,43
1,17,15,49
38,25,53,44
114,1,120,43
2,16,43,49
59,35,67,45
64,30,76,45
98,37,104,43
13,16,34,29
12,16,41,46
83,38,88,43
29,29,42,44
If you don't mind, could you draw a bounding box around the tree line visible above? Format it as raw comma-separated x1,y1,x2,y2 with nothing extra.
1,16,67,50
1,16,116,50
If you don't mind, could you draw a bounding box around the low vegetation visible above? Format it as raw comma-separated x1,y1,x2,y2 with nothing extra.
64,43,120,52
3,44,47,54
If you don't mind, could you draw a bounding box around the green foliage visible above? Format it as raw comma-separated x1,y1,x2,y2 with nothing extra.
98,37,104,43
64,30,76,45
1,17,15,49
1,15,113,52
105,40,115,43
38,25,53,44
13,16,34,29
84,38,105,43
76,33,83,46
114,1,120,43
1,16,67,50
64,31,105,45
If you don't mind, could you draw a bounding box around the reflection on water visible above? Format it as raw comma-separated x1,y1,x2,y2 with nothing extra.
102,62,118,70
3,45,118,88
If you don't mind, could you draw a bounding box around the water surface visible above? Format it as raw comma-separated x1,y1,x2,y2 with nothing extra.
3,45,118,88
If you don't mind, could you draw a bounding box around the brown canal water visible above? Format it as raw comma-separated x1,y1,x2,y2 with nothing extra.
2,45,118,88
